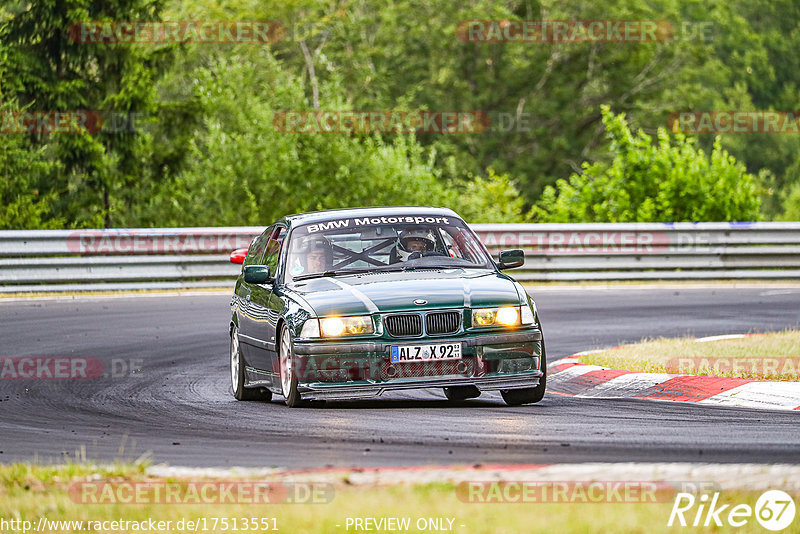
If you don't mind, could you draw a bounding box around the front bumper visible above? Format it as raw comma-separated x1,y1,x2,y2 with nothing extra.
293,330,542,355
299,372,542,400
292,329,543,401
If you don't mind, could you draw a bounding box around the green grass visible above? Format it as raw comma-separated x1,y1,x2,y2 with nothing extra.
579,331,800,381
0,464,796,533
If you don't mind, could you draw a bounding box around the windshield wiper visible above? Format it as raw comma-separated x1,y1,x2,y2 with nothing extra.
400,265,449,272
364,264,446,273
293,267,376,281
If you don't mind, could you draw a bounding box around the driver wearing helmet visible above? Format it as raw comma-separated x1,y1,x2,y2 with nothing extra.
392,229,437,262
291,235,333,275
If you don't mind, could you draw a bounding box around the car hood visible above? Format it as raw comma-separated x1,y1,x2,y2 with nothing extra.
287,269,523,317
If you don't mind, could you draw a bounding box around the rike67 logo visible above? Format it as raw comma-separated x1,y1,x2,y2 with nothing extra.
668,490,796,531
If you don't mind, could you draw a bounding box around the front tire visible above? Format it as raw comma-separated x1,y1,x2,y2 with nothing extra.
279,324,304,407
231,326,271,401
501,339,547,406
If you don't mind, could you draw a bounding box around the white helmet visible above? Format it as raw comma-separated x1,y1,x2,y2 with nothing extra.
396,229,436,261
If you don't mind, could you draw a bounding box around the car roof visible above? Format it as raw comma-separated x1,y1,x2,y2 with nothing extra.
278,206,461,227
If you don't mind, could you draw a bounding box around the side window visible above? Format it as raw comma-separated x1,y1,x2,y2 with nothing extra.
263,226,287,275
244,226,272,267
438,228,459,258
447,227,482,263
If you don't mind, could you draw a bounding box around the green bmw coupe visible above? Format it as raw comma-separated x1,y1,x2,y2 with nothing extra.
229,207,545,407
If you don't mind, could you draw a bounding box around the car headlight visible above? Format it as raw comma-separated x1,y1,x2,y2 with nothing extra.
319,315,374,337
521,304,536,325
472,306,521,327
299,318,320,338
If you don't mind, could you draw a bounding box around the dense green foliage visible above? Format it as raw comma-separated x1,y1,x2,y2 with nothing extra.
138,48,525,225
1,0,799,228
1,0,172,228
531,107,762,222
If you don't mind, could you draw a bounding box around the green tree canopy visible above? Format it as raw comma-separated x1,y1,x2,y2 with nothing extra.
530,106,762,222
3,0,797,228
140,49,525,226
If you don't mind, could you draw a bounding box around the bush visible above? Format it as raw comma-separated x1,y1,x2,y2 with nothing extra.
530,106,762,222
779,183,800,221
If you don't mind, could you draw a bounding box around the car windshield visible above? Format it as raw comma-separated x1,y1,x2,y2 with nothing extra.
286,214,493,280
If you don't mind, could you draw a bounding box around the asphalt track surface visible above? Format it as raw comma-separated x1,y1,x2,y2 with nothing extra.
1,286,799,468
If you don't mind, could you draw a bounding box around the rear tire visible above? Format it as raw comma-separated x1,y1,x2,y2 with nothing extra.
231,326,271,401
501,339,547,406
443,385,481,401
279,324,304,407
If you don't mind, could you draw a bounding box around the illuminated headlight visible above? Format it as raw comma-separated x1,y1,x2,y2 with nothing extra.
320,316,374,337
472,306,521,327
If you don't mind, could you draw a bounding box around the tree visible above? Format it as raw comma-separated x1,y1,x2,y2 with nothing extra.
140,48,525,226
0,5,60,228
530,106,762,222
250,0,732,205
2,0,180,228
0,111,63,228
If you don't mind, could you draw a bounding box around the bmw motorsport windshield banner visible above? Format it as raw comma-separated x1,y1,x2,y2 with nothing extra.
297,215,456,235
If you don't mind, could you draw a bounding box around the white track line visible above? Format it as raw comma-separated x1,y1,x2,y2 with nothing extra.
579,372,673,398
548,364,606,380
694,334,747,343
700,382,800,410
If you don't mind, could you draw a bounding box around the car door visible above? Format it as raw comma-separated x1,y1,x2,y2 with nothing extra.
239,225,287,375
236,226,273,373
260,226,288,382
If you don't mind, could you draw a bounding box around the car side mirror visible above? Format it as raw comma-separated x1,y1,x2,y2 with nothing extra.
230,248,248,265
243,265,271,284
497,249,524,270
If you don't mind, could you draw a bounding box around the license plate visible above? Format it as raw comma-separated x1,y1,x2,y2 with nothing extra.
390,343,462,363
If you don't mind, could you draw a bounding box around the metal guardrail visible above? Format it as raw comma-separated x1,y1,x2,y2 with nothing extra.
1,222,800,292
472,222,800,281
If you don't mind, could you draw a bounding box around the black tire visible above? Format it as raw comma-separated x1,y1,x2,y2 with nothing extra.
443,385,481,401
231,326,272,401
501,339,547,406
278,324,304,407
